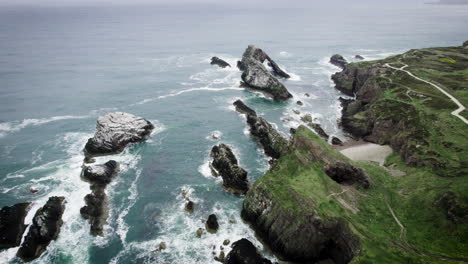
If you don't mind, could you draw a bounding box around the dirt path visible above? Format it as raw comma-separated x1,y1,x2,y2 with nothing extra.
384,63,468,125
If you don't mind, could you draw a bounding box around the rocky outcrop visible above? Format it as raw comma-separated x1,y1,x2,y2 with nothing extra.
0,203,30,249
84,112,154,157
331,137,343,146
206,214,219,233
330,54,348,69
210,144,249,194
211,57,231,68
233,100,257,117
17,196,65,262
234,100,289,159
239,45,292,101
224,239,272,264
80,160,119,236
242,184,360,264
436,192,468,223
307,122,329,140
355,55,364,60
324,162,370,189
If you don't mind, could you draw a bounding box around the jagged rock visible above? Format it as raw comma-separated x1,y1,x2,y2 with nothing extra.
330,54,348,69
239,45,292,101
355,55,364,60
82,160,119,185
223,239,230,245
224,239,272,264
210,144,249,194
234,100,289,159
297,101,303,106
80,160,119,236
84,112,154,157
324,162,370,189
206,214,219,233
17,197,65,262
331,137,343,146
233,100,257,117
308,123,329,140
0,203,30,249
185,200,194,213
211,57,231,68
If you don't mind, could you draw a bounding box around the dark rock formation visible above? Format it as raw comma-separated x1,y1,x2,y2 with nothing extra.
211,57,231,68
224,239,272,264
233,100,257,117
330,54,348,69
0,203,30,249
308,123,329,140
206,214,219,233
234,100,289,159
242,184,360,264
17,197,65,262
324,162,370,189
239,45,292,101
296,101,303,106
84,112,154,157
210,144,249,194
436,192,468,223
185,201,194,213
355,55,364,60
80,160,119,236
332,64,386,97
82,160,119,185
331,137,343,146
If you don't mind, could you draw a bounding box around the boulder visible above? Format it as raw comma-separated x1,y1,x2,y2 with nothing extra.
17,196,65,262
82,160,119,185
324,162,370,189
331,137,343,146
239,45,292,101
355,55,364,60
84,112,154,157
330,54,348,69
296,101,303,106
206,214,219,233
0,202,30,249
211,57,231,68
233,100,257,117
210,144,249,194
224,239,272,264
185,200,195,214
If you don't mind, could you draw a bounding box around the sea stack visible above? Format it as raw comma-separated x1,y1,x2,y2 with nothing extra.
210,57,231,68
330,54,348,69
238,45,292,101
0,202,31,249
210,144,249,194
84,112,154,157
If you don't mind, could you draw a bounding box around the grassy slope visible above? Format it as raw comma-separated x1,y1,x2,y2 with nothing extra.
251,46,468,263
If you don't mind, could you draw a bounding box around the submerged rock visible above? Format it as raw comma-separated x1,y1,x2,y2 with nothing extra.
239,45,292,101
210,144,249,194
224,239,272,264
330,54,348,69
17,196,65,262
0,202,30,249
324,161,370,189
80,160,120,236
206,214,219,233
84,112,154,157
233,100,257,117
211,57,231,68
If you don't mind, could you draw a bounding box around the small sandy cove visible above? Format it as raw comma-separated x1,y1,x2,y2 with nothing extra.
337,140,393,166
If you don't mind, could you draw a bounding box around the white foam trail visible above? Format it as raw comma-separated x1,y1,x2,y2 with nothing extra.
0,115,89,138
135,87,244,105
279,51,292,58
206,130,223,141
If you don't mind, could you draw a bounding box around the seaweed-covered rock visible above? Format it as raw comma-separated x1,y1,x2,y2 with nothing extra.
324,162,370,189
330,54,348,69
210,144,249,194
17,197,65,262
239,45,292,101
0,203,30,249
211,57,231,68
84,112,154,157
224,239,272,264
206,214,219,233
233,100,257,117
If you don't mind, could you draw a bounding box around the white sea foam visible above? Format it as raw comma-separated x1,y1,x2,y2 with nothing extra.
206,130,223,141
279,51,292,58
135,87,244,105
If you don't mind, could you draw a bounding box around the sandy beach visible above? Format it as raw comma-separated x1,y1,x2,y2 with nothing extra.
339,141,393,166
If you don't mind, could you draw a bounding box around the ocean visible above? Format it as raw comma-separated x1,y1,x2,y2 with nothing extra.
0,3,467,263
